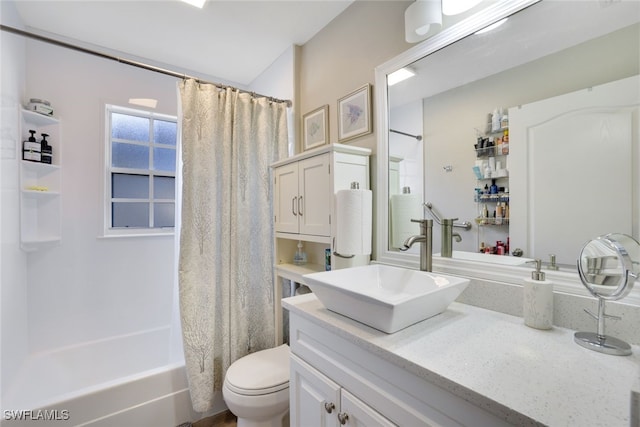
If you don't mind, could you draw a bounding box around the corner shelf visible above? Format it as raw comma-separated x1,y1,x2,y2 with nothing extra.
19,109,61,251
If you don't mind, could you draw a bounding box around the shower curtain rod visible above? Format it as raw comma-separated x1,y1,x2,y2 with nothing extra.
390,129,422,141
1,24,292,108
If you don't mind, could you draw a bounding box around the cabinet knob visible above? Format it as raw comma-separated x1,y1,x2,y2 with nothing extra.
324,402,335,413
338,412,349,425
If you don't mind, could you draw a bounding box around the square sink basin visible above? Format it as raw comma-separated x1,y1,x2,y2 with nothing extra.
303,264,469,333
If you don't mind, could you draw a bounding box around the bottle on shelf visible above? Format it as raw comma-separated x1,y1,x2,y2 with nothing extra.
293,241,307,266
22,130,41,162
40,133,53,164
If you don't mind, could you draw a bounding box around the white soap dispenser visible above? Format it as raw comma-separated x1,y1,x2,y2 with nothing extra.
523,259,553,330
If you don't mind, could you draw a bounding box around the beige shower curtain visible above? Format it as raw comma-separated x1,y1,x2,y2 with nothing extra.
178,79,288,412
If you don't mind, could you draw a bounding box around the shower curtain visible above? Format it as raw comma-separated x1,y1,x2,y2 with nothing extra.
178,79,288,412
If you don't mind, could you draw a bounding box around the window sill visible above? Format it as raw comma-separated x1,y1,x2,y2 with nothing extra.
98,229,175,239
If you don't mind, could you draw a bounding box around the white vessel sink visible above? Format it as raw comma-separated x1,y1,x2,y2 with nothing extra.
303,264,469,333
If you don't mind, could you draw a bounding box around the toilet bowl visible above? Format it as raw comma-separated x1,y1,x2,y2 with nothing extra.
222,344,290,427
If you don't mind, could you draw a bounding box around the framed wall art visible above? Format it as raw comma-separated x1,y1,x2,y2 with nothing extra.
302,104,329,151
338,84,372,143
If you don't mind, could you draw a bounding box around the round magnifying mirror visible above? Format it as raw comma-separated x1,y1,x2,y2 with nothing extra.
578,233,640,300
575,233,640,356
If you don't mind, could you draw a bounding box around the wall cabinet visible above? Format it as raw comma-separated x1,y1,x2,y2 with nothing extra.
19,109,61,251
274,154,331,236
291,354,394,427
271,144,371,344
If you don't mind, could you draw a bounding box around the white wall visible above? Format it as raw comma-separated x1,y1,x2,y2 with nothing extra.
0,0,29,398
21,39,180,353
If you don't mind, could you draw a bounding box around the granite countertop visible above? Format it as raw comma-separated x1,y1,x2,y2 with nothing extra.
283,294,640,426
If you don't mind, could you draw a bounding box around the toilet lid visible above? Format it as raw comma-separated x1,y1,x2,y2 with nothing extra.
225,344,290,396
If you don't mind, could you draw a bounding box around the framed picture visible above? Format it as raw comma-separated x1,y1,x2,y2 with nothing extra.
302,105,329,151
338,84,372,143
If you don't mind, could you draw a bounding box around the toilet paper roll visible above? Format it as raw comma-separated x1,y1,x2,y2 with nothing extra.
335,189,372,256
390,194,422,248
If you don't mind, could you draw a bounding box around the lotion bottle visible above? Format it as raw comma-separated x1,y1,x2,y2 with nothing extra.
523,259,553,330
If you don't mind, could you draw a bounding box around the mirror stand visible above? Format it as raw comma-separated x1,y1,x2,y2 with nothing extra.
574,298,632,356
574,234,640,356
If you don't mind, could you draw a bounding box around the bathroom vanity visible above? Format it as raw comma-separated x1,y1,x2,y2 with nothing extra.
283,294,639,426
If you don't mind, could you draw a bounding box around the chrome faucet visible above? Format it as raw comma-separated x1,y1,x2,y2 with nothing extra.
441,218,462,258
399,219,433,272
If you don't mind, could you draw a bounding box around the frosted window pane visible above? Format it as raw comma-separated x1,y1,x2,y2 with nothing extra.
154,120,177,146
112,202,149,227
154,176,175,199
112,142,149,169
112,113,149,142
154,147,176,171
154,203,175,228
112,173,149,198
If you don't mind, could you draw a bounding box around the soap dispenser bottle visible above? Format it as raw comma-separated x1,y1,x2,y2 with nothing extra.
523,259,553,330
40,133,53,164
22,130,41,162
293,241,307,266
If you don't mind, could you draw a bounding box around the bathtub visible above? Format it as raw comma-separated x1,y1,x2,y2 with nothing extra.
1,327,195,426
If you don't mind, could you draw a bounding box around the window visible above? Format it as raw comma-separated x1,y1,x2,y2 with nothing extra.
105,105,177,235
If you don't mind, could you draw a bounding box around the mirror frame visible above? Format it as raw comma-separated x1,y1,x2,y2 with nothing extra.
374,0,640,305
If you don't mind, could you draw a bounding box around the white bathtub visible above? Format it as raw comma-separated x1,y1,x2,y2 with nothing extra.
1,328,195,427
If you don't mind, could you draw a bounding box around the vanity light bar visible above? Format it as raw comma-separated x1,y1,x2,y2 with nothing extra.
388,68,416,86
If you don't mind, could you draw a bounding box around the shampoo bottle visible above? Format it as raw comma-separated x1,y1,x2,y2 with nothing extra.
523,259,553,330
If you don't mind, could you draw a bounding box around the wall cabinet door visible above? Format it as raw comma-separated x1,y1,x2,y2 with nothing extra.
274,153,331,236
274,162,299,233
298,154,331,236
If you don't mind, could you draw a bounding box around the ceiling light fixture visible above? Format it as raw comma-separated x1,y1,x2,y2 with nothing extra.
180,0,206,9
388,68,416,86
442,0,483,16
474,18,508,35
405,0,442,43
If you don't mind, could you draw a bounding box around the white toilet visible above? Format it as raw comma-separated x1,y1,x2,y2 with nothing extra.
222,344,290,427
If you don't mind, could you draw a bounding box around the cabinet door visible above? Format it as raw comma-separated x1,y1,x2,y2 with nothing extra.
274,162,300,233
290,354,341,427
299,154,331,236
340,389,397,427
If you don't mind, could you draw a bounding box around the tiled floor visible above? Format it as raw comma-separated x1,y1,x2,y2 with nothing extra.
191,411,237,427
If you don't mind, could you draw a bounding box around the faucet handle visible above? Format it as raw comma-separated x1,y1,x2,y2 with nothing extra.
411,218,433,225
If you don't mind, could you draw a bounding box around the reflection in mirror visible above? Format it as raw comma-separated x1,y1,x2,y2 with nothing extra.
575,233,640,355
381,0,640,272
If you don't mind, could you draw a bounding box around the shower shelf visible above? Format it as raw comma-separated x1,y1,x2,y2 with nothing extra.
19,108,61,251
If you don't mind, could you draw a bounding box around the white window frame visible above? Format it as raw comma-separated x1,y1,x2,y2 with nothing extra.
103,104,177,237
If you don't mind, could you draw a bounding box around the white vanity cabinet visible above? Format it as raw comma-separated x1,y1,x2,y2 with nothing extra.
19,109,61,251
287,302,514,427
291,354,394,427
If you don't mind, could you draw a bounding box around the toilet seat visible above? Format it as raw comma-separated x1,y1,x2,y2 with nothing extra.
224,344,289,396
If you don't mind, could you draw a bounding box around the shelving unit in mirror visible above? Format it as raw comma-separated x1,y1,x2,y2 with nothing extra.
473,109,510,255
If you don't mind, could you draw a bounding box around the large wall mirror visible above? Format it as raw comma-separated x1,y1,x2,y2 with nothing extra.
375,0,640,297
